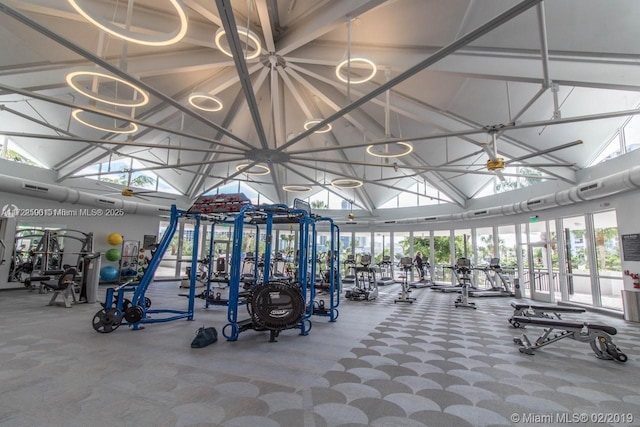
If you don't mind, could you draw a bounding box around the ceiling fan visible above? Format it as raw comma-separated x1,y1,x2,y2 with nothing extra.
69,175,176,201
478,127,580,175
111,188,176,201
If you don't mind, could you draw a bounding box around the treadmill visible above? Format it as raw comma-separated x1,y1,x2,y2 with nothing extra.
432,257,473,293
376,255,395,286
342,254,356,285
469,257,515,297
410,259,433,288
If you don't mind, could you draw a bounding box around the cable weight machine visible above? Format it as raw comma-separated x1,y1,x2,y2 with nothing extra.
220,196,319,342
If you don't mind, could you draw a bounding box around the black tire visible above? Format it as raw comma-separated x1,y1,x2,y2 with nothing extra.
250,282,304,331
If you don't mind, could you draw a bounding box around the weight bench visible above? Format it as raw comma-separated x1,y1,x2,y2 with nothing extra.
511,316,627,363
41,267,78,308
509,301,586,328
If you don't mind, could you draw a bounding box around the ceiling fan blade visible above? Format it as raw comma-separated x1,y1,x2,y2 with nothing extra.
144,194,177,200
508,163,576,168
131,190,160,195
134,195,150,201
506,139,583,164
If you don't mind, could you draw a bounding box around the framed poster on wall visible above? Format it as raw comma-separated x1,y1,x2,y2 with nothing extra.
621,234,640,261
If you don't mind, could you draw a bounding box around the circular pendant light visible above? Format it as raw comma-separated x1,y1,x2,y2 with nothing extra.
335,57,377,84
366,142,413,158
67,0,189,46
188,93,224,112
72,109,138,134
283,185,312,193
236,163,271,176
214,26,262,60
331,178,363,189
66,68,149,107
303,118,332,134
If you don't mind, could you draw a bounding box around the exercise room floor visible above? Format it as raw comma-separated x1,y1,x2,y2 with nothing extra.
1,282,640,427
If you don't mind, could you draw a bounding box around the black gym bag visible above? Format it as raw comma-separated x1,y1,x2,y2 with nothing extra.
191,326,218,348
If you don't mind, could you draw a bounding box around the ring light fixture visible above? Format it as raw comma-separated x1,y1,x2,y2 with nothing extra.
67,0,188,46
71,109,138,134
303,118,332,134
235,163,271,176
282,185,312,193
335,57,377,84
188,92,224,112
214,26,262,60
66,68,150,107
366,141,413,158
331,178,363,189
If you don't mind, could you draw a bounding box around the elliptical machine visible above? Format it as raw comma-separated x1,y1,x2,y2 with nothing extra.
453,257,476,309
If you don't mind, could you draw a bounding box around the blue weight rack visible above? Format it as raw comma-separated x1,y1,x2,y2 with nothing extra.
312,217,340,322
92,205,199,333
222,203,316,342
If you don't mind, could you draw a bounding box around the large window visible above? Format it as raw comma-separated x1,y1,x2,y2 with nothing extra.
475,227,494,265
624,114,640,153
393,231,411,263
454,228,472,261
75,158,182,194
373,232,390,264
354,232,371,260
433,230,451,282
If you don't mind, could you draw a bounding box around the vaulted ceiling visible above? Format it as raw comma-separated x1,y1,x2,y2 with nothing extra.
1,0,639,214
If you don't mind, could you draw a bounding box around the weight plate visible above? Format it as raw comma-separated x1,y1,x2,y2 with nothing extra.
124,305,144,323
144,297,152,308
92,308,122,333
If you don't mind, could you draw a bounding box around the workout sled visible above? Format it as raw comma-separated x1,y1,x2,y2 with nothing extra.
511,316,627,363
509,301,586,328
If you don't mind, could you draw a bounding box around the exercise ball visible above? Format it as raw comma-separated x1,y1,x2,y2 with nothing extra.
105,248,121,261
100,265,119,282
107,233,123,246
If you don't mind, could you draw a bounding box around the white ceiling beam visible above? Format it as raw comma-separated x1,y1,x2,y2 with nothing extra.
217,0,269,149
287,42,640,91
276,0,389,56
283,65,469,205
255,0,276,53
279,67,379,211
270,61,285,147
279,0,544,152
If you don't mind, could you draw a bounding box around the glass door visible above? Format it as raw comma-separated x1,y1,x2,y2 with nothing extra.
527,220,553,302
593,211,623,310
563,215,593,305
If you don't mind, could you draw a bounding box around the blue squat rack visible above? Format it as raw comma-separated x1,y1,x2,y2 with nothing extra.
223,202,317,342
311,217,340,322
91,205,199,333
